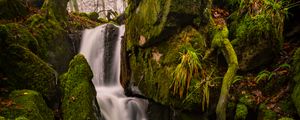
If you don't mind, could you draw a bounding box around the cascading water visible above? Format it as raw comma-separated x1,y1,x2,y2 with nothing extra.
79,24,148,120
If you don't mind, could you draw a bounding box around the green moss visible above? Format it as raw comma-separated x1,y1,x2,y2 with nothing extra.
0,45,56,103
234,103,248,120
0,116,5,120
292,48,300,83
229,0,286,71
239,94,256,109
258,104,277,120
0,0,29,19
0,23,43,58
61,54,97,120
0,90,54,120
126,0,171,49
88,12,99,21
278,117,295,120
130,26,218,109
292,48,300,116
15,116,29,120
25,13,75,73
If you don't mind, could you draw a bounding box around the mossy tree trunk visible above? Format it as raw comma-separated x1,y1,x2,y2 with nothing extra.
204,25,238,120
42,0,69,21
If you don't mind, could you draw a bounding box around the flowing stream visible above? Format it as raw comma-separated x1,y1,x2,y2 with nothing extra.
79,24,148,120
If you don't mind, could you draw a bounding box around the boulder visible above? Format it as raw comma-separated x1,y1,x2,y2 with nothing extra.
0,90,54,120
0,45,56,104
61,54,99,120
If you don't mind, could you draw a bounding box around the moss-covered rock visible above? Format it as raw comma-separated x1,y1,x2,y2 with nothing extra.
229,0,286,71
61,54,98,120
126,0,211,49
0,90,54,120
292,48,300,116
0,0,29,19
257,103,277,120
234,103,248,120
25,13,75,73
129,26,219,109
0,45,56,104
0,23,43,58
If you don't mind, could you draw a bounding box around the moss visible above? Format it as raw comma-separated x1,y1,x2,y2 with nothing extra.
15,116,29,120
129,26,218,109
0,0,29,19
0,23,43,58
0,90,54,120
0,45,56,104
278,117,295,120
229,0,286,71
234,103,248,120
292,48,300,83
292,48,300,116
25,13,75,73
258,104,277,120
88,12,99,21
238,94,256,109
126,0,171,49
61,54,97,120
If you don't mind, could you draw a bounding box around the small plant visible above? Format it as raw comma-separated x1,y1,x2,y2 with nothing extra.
255,70,276,83
232,75,243,84
171,44,202,98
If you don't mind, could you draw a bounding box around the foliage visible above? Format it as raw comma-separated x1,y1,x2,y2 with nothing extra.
171,44,203,98
234,103,248,120
255,70,276,83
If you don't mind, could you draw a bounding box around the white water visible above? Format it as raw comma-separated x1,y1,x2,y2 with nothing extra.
80,24,148,120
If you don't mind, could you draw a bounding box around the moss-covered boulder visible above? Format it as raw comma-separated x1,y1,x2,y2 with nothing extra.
126,0,211,49
0,90,54,120
61,54,98,120
0,23,43,58
25,14,74,73
229,0,286,71
0,45,56,103
292,48,300,116
128,26,219,109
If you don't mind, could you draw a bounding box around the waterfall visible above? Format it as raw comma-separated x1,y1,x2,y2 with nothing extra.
79,24,148,120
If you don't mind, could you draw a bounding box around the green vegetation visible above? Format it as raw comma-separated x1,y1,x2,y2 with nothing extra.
60,54,97,120
171,44,202,98
0,90,54,120
234,103,248,120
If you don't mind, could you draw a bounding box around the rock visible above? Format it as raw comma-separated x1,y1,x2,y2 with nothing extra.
292,48,300,116
25,14,75,73
128,26,218,109
0,90,54,120
126,0,211,49
229,1,286,71
0,45,57,105
234,103,248,120
0,23,43,58
61,54,99,120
